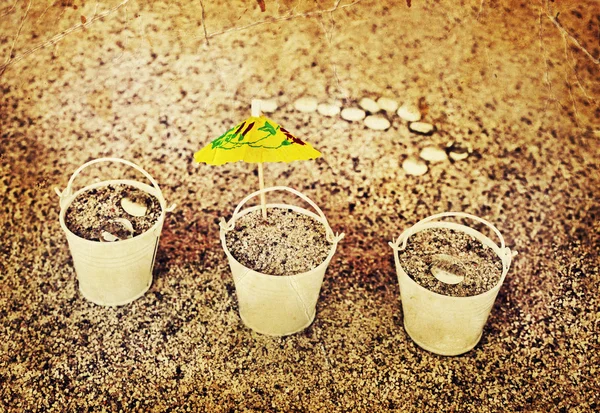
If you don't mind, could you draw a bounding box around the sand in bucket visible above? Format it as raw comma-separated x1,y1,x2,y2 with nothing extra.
220,186,344,336
390,212,514,356
57,158,175,306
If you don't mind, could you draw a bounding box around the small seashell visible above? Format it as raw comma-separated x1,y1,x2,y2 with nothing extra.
402,157,428,176
100,231,120,242
121,197,148,217
397,103,422,122
377,97,399,113
364,115,391,131
359,97,380,113
447,142,471,161
259,98,278,113
341,107,366,122
430,254,466,285
317,103,341,117
294,97,318,113
112,218,134,233
419,146,448,163
98,218,134,242
409,121,435,135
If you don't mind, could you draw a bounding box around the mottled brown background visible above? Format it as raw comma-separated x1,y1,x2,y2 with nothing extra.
1,0,599,412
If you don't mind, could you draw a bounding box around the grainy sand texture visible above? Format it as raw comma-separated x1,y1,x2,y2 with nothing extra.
225,208,331,276
65,184,160,240
397,227,503,297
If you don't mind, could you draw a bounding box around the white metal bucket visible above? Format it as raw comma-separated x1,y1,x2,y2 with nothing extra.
56,158,175,306
220,186,344,336
389,212,514,356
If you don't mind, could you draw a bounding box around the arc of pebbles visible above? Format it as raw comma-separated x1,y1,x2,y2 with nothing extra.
260,97,470,177
288,96,437,134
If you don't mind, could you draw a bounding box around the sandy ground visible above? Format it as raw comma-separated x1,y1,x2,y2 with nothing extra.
1,0,599,411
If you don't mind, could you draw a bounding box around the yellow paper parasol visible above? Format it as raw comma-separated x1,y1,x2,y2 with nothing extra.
194,100,322,217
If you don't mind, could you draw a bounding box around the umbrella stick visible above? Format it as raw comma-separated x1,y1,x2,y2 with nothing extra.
258,162,267,219
252,100,267,219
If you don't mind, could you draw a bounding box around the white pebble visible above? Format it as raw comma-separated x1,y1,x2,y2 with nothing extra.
121,197,148,217
397,103,422,122
359,98,380,113
294,97,318,113
402,157,428,176
446,143,471,161
317,103,341,117
409,121,435,135
364,115,391,131
259,98,278,113
341,107,366,122
449,151,469,161
419,146,448,163
377,97,399,113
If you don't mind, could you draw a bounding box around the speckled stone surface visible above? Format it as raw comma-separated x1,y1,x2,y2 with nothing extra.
1,0,599,412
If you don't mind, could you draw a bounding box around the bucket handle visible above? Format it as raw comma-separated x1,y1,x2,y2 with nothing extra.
54,157,176,212
389,212,512,259
220,186,344,244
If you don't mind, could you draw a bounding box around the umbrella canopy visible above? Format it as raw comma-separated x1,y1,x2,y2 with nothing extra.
194,116,321,165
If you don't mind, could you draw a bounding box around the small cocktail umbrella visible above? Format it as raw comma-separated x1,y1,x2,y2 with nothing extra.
194,100,321,218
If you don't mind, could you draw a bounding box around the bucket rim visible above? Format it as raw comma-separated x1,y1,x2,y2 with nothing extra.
391,221,511,301
58,179,167,246
220,203,339,280
222,186,344,244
